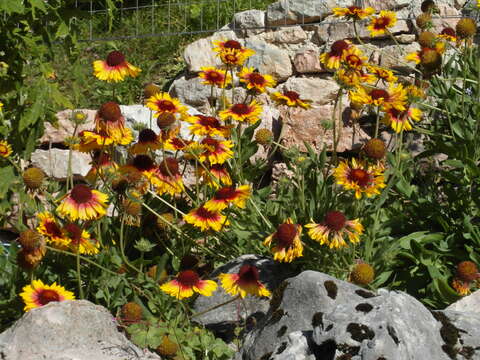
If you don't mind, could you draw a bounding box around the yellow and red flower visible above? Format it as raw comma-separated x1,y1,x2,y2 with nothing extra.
320,40,359,70
383,106,422,133
336,68,376,87
0,140,12,158
204,185,251,212
218,264,271,298
20,279,75,312
95,102,133,145
62,223,99,255
305,211,364,249
213,39,255,65
146,92,189,121
270,91,312,109
198,164,232,189
76,130,115,152
184,205,229,232
199,138,234,164
332,6,375,20
160,270,217,299
219,48,252,67
219,100,263,124
129,128,162,154
334,158,386,199
151,158,185,196
56,184,109,221
349,84,407,111
438,27,457,42
199,67,232,88
186,115,231,137
264,218,303,263
85,152,118,184
367,65,398,83
238,67,276,93
37,212,67,248
367,10,397,37
93,50,141,83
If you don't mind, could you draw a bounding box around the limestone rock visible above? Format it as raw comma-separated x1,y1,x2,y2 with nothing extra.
279,77,339,105
31,148,91,180
446,290,480,313
293,48,323,74
233,10,265,36
270,331,314,360
0,300,160,360
379,42,421,74
245,37,293,81
259,26,308,45
169,75,212,107
40,109,96,144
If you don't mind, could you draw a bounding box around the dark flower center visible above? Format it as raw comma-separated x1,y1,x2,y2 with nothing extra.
374,16,390,30
45,221,62,238
63,223,82,241
106,51,126,67
159,158,180,176
207,71,221,80
139,128,158,143
324,211,347,231
196,206,218,220
224,54,239,63
231,104,252,115
348,6,361,13
370,89,389,101
170,137,189,149
348,168,373,188
248,72,266,86
330,40,350,56
177,270,200,287
197,115,220,128
284,91,300,101
202,138,219,148
156,100,176,112
275,223,297,247
441,27,456,37
71,184,93,204
38,289,61,305
346,54,362,67
133,155,155,172
224,40,242,49
215,187,236,200
99,101,122,121
238,265,260,284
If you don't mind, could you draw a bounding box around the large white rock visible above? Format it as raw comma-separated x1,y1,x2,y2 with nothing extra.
31,148,91,180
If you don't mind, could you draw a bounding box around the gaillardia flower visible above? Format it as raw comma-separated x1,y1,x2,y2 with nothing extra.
264,218,303,263
184,206,229,232
199,67,232,88
198,164,232,189
186,115,231,137
305,211,363,249
367,10,397,37
383,106,422,133
452,261,479,296
219,100,263,124
332,6,375,20
62,223,99,255
37,212,67,247
129,128,162,154
320,40,359,70
93,50,141,83
204,185,251,212
218,264,271,298
151,158,185,196
349,84,407,111
334,158,386,199
56,184,109,221
199,138,234,165
270,91,311,109
20,279,75,312
95,101,133,145
238,67,276,93
212,39,255,63
146,92,188,121
0,140,12,158
160,270,217,299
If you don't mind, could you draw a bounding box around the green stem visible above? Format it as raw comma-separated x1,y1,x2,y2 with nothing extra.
119,215,141,273
191,295,241,318
76,245,84,299
374,106,380,138
353,20,364,45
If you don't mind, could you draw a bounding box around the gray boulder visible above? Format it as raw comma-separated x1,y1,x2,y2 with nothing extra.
0,300,160,360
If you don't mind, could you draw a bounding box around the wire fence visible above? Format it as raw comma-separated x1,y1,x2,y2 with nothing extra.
72,0,471,42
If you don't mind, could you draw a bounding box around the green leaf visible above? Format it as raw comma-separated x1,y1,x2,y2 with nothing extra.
0,166,16,199
0,0,25,14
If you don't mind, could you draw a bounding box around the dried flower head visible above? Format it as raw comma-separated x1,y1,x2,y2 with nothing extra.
22,167,45,190
350,263,375,285
363,138,386,160
255,128,273,145
18,230,43,252
456,18,476,39
121,302,143,322
418,31,436,48
416,13,432,30
456,261,479,282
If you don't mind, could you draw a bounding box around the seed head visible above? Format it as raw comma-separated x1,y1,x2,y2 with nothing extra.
421,0,437,13
143,83,161,99
156,112,176,129
18,229,43,252
416,13,432,30
157,335,179,356
418,31,436,48
363,138,386,160
156,213,175,230
456,18,476,39
122,199,142,216
255,128,273,145
456,261,479,282
121,302,143,322
350,263,375,285
420,49,442,71
22,167,45,190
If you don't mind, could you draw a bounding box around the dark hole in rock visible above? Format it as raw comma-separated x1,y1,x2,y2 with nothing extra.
312,339,336,360
259,352,273,360
324,280,338,299
276,342,287,355
267,309,285,326
277,325,288,338
347,323,375,342
432,311,461,359
39,142,70,150
270,281,288,312
387,325,399,345
326,324,333,331
338,343,360,356
355,303,373,313
312,312,323,328
355,289,376,298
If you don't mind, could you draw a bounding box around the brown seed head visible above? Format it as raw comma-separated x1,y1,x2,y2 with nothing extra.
363,138,386,160
18,229,43,252
156,213,175,230
255,128,273,145
122,199,142,216
420,49,442,71
22,167,45,190
144,83,161,99
156,112,176,129
456,18,477,39
421,0,436,13
157,335,179,356
98,101,122,122
418,31,436,48
350,263,375,285
121,302,143,322
416,13,432,30
456,261,479,282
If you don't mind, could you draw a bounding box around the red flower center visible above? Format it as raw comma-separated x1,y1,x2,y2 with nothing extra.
196,206,218,220
224,40,242,49
139,128,157,143
45,221,63,238
275,223,297,247
330,40,350,56
170,137,189,149
224,54,238,63
374,16,390,30
106,51,126,67
156,100,176,112
133,155,155,172
441,27,456,37
348,168,373,188
284,91,300,101
38,289,61,305
63,223,82,241
159,158,180,176
346,54,362,67
206,71,223,82
231,104,252,116
197,115,221,128
202,138,219,148
177,270,200,287
71,184,93,204
215,187,236,200
370,89,389,101
238,265,260,284
99,101,122,121
324,211,347,231
348,6,361,13
247,72,266,86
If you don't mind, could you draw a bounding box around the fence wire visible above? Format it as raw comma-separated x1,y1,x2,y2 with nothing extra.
72,0,468,42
